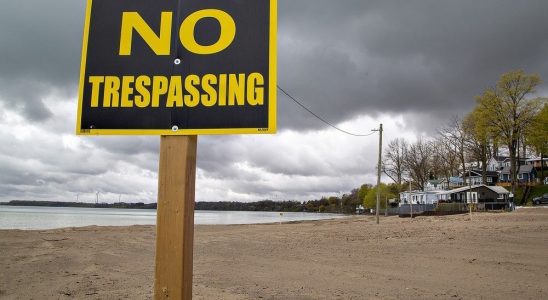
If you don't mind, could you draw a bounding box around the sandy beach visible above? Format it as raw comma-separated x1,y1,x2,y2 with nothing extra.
1,208,547,299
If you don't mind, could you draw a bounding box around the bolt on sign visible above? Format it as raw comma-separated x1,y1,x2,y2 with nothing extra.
77,0,276,135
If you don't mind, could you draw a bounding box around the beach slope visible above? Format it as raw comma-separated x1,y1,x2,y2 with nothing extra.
1,208,547,299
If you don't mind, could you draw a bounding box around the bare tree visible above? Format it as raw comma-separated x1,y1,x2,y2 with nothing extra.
463,109,489,184
404,138,434,191
431,137,460,185
382,138,408,189
439,116,469,181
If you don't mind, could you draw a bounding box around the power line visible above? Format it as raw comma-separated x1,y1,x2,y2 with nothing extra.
277,85,376,137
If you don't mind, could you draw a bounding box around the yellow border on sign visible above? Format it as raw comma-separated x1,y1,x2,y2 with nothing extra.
76,0,277,136
268,0,277,134
76,0,93,135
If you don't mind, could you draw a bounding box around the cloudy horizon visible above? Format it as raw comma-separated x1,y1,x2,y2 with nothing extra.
1,0,547,203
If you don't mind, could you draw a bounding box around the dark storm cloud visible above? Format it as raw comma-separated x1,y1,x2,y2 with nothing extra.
0,1,84,83
2,0,547,126
277,0,548,130
0,0,84,121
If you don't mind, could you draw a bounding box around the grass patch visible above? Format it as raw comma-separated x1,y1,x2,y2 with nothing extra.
529,185,548,202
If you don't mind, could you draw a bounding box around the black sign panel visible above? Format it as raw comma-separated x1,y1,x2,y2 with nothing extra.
77,0,276,135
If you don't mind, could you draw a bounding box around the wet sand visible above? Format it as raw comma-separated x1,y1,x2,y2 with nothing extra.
1,208,547,299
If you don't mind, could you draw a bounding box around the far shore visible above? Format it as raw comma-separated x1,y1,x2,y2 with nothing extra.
0,200,351,215
1,208,547,299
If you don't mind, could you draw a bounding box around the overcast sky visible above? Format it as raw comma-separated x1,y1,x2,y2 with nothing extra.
1,0,547,203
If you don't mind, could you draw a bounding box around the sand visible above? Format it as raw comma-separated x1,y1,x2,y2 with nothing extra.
1,208,547,299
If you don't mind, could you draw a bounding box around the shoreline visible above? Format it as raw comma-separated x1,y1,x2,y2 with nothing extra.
0,207,347,230
0,215,354,232
1,209,547,299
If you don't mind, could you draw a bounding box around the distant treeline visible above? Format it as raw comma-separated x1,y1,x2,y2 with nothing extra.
2,194,364,214
2,200,157,209
196,200,304,212
197,195,362,214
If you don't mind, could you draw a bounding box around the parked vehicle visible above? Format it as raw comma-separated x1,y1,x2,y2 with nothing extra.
533,193,548,205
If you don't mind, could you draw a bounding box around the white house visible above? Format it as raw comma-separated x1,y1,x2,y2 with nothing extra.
399,190,442,205
486,157,499,172
424,179,448,191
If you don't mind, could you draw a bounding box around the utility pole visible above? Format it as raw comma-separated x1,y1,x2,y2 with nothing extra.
409,180,413,218
372,124,383,224
468,163,473,219
385,195,388,217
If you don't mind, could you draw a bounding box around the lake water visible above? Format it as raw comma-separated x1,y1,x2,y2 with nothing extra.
0,206,345,230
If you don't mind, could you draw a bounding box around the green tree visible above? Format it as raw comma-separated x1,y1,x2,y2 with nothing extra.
358,184,372,204
463,107,490,184
526,102,548,181
475,70,543,193
363,184,396,209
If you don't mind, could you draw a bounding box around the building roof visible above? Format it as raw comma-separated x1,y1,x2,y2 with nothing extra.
437,185,481,194
493,156,529,162
525,157,548,162
500,164,535,174
493,156,510,162
399,190,444,195
464,170,499,177
437,184,509,195
487,186,510,194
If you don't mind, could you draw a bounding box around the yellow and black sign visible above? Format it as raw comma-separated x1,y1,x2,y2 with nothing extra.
77,0,276,135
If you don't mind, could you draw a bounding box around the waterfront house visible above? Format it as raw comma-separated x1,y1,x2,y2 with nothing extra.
399,190,442,205
486,157,500,172
424,179,449,191
463,169,499,186
490,156,530,171
449,176,464,188
525,157,548,169
436,184,510,209
499,165,537,183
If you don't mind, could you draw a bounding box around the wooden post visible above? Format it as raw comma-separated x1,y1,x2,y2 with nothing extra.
375,123,383,224
385,196,388,217
155,135,197,300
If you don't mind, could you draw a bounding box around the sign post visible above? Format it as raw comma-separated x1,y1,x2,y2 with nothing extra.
77,1,277,299
155,135,197,299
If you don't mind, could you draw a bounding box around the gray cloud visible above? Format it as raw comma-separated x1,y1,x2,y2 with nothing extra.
2,0,547,126
0,0,83,121
277,0,548,130
0,1,84,83
1,1,547,203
